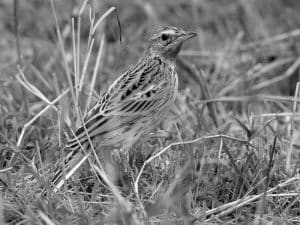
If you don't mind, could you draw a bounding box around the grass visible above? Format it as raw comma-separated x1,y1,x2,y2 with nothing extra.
1,0,300,224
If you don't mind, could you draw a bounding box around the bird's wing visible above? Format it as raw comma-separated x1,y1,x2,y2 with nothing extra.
87,79,169,119
109,83,169,115
68,58,171,145
86,57,170,119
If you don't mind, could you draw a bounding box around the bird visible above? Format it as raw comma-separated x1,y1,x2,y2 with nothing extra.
50,26,197,192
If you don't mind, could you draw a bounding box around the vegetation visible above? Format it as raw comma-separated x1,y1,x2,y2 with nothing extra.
1,0,300,224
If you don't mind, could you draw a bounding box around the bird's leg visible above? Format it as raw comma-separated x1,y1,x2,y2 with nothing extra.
117,147,135,188
100,148,120,184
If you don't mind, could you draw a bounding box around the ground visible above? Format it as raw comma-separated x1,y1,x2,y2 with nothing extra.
0,0,300,224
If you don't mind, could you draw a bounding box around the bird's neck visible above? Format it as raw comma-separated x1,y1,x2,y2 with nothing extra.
143,49,177,66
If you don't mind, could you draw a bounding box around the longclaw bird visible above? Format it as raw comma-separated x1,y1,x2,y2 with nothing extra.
51,26,197,192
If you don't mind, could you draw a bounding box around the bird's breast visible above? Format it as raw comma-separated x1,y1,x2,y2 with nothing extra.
164,63,178,99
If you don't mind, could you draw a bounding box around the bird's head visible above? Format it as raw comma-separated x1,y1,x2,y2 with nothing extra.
146,26,197,61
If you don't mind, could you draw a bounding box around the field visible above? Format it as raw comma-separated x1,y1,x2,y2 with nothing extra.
1,0,300,224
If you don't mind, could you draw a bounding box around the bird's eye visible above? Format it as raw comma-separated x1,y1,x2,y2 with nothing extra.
161,33,169,41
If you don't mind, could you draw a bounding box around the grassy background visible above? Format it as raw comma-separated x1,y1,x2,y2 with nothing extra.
1,0,300,224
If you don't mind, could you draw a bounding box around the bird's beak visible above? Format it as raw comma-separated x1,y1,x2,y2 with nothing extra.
179,31,198,42
186,32,198,39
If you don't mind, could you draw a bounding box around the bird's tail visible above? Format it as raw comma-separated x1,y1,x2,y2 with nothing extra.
48,146,90,193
